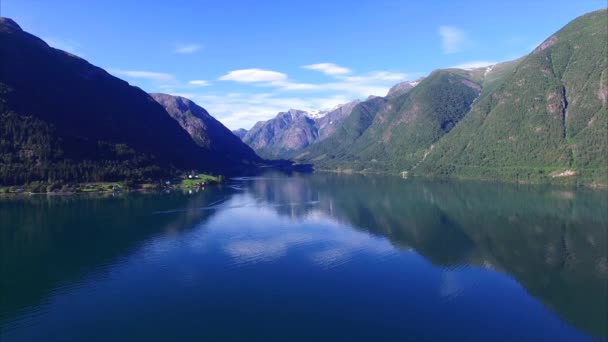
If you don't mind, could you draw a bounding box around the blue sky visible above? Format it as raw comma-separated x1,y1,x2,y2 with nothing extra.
2,0,606,129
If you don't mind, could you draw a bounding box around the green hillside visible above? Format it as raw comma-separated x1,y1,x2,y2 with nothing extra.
294,97,387,168
297,70,481,172
417,9,608,185
296,9,607,186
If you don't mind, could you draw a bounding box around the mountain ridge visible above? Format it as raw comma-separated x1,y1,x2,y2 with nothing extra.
241,100,361,159
292,9,607,185
151,93,262,166
0,17,253,185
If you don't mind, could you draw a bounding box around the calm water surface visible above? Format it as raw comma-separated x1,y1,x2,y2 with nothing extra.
1,173,607,341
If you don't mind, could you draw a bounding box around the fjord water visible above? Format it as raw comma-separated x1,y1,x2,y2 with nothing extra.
1,174,606,341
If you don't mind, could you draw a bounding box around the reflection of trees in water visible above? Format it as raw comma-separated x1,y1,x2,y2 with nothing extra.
1,174,606,339
0,189,231,324
248,173,608,339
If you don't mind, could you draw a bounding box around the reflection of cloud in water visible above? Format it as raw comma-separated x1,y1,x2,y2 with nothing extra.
142,235,179,262
310,232,395,269
311,248,352,268
225,233,316,266
439,271,463,301
212,194,397,268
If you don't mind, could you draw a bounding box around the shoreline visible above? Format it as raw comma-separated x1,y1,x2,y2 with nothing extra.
0,173,224,196
310,168,608,189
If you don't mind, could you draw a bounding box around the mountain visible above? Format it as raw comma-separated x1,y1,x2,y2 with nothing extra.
296,70,482,172
0,17,239,185
294,96,387,164
385,77,424,98
151,94,261,165
296,9,607,185
242,109,318,159
416,9,608,185
241,100,360,159
232,128,248,139
315,100,360,140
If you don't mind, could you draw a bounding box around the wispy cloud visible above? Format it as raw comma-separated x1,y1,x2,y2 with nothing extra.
341,71,407,83
219,67,411,98
450,60,497,69
109,69,175,81
175,44,202,54
302,63,351,75
208,64,415,128
188,80,211,86
114,63,413,129
176,92,354,129
438,26,468,54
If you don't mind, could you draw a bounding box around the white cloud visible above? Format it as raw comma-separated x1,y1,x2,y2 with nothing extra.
175,44,202,54
450,60,497,69
125,63,415,129
204,196,395,268
341,71,408,83
439,26,467,54
219,69,288,83
302,63,352,75
276,71,411,98
219,67,410,99
179,92,353,129
188,80,211,86
109,69,175,81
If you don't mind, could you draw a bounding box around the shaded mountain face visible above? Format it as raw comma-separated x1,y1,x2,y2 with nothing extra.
232,128,248,139
241,101,360,159
0,18,236,184
417,9,608,185
151,94,261,165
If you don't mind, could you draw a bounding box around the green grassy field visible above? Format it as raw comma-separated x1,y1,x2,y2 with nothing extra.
0,173,224,194
175,174,223,189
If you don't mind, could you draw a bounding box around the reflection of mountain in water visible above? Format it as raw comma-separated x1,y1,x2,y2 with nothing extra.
1,174,606,339
247,173,608,339
0,188,232,324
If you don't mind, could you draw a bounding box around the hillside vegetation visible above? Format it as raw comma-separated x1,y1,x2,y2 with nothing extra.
296,9,607,185
417,9,608,185
0,18,253,185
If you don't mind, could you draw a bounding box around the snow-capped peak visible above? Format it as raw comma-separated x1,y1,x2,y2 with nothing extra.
306,109,328,119
484,65,495,76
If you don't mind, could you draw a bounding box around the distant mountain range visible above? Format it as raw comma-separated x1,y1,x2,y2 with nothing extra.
235,9,607,185
1,9,606,186
240,100,360,159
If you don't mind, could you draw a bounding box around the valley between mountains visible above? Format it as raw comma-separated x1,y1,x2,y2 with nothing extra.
0,9,606,188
